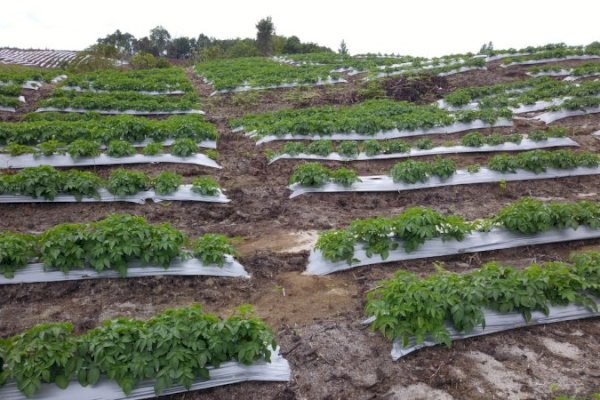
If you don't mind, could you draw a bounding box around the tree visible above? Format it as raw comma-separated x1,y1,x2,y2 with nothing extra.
134,37,155,55
168,37,193,59
196,34,213,51
225,39,260,58
256,16,275,55
149,25,172,56
283,36,302,54
479,41,494,55
97,30,136,56
339,40,348,56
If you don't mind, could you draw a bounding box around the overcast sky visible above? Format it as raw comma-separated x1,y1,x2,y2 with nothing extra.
1,0,599,57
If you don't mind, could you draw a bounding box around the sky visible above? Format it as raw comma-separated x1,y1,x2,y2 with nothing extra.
1,0,599,57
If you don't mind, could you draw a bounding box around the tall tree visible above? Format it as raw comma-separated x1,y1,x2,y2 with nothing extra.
97,29,136,56
283,36,302,54
339,40,348,56
149,25,172,56
168,37,193,59
256,16,275,56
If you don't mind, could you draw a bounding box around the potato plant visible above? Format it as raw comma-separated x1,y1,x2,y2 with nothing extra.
366,252,600,348
0,305,277,397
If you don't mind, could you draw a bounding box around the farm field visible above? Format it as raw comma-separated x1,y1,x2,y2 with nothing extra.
1,43,600,400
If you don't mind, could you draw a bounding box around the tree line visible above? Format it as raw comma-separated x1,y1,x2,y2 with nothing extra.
91,17,333,62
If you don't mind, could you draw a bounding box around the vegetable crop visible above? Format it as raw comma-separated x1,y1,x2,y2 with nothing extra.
315,198,600,264
0,114,218,147
0,213,237,278
366,252,600,348
0,166,223,200
0,304,276,396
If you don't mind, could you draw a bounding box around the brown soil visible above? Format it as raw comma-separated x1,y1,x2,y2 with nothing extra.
1,60,600,400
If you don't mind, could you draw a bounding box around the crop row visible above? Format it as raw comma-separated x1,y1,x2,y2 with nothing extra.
366,251,600,347
0,95,20,109
315,198,600,264
0,304,276,397
195,57,344,91
40,90,200,112
0,114,218,145
371,58,485,79
0,64,62,84
268,129,566,159
61,67,193,93
444,76,600,109
231,99,512,138
289,149,598,187
0,166,221,201
2,138,217,161
0,213,236,278
484,42,592,56
529,61,600,76
501,43,600,64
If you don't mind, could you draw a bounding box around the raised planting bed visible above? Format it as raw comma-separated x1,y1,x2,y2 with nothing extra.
306,198,600,274
231,99,513,143
0,305,290,399
268,129,575,163
364,252,600,359
60,67,194,93
0,167,227,203
0,214,245,282
287,149,600,198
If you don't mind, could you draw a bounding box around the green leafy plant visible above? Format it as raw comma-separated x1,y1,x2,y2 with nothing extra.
60,170,104,200
191,234,237,267
4,143,35,156
152,172,182,195
488,154,519,173
170,138,197,157
191,176,220,196
366,252,600,348
386,140,411,153
390,160,430,184
315,229,357,265
39,223,87,273
37,140,65,156
282,142,306,156
11,165,63,200
430,157,456,180
337,141,359,157
461,132,484,147
106,169,149,196
1,322,79,396
206,149,219,160
307,140,333,156
416,138,433,150
467,164,481,173
0,232,36,278
142,141,163,156
350,217,397,259
106,140,135,157
0,304,277,397
289,163,331,186
330,168,360,186
363,140,384,156
67,139,101,158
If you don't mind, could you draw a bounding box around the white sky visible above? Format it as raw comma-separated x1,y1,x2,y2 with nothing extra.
0,0,599,57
